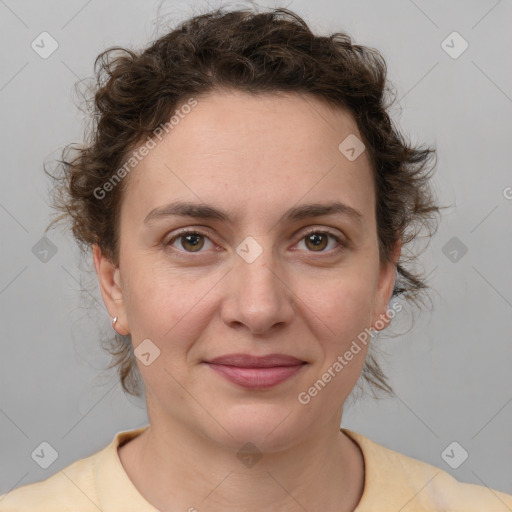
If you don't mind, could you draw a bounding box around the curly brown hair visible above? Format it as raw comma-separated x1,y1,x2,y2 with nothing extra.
48,6,442,399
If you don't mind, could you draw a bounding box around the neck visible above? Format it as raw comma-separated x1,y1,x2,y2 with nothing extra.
118,413,365,512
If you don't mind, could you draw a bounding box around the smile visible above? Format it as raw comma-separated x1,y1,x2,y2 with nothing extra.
203,353,308,389
205,363,307,389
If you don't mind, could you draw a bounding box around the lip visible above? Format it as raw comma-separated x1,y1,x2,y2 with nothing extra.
204,353,307,389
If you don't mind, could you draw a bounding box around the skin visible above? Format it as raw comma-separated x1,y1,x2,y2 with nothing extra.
94,90,400,511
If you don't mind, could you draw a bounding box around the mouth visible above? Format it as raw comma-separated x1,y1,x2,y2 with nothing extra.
203,353,308,389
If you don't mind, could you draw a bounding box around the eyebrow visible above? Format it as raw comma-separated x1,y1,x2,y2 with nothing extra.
144,200,363,226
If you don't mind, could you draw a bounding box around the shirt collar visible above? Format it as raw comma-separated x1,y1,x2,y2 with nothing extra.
93,425,436,511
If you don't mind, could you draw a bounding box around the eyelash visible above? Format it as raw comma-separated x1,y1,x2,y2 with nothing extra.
163,227,346,258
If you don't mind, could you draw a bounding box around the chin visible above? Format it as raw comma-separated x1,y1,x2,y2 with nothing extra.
202,401,307,453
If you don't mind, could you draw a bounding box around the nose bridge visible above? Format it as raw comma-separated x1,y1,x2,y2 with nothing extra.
222,234,293,333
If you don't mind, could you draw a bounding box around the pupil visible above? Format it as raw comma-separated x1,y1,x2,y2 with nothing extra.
186,235,200,246
183,234,203,251
308,233,326,250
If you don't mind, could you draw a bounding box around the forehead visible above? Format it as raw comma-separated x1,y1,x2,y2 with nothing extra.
122,90,375,227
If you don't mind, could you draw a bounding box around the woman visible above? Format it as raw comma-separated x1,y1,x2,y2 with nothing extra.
1,6,511,511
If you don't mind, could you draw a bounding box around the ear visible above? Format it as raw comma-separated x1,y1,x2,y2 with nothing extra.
92,244,130,335
370,239,401,331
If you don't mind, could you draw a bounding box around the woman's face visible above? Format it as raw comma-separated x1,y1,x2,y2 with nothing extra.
96,90,398,451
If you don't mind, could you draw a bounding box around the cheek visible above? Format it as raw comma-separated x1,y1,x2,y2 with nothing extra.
121,257,217,349
121,262,215,393
298,266,378,343
300,279,375,397
121,234,379,352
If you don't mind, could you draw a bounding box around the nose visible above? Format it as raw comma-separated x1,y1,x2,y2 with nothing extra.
220,242,295,335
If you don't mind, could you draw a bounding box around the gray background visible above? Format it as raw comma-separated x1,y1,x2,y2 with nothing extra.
1,0,511,498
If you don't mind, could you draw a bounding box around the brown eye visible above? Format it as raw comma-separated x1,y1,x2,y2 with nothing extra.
305,232,328,251
166,230,214,254
298,230,343,254
180,233,205,252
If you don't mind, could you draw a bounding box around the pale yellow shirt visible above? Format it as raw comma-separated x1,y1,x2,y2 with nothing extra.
1,426,511,511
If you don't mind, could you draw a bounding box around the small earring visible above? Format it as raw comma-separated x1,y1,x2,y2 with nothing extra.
111,315,130,337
